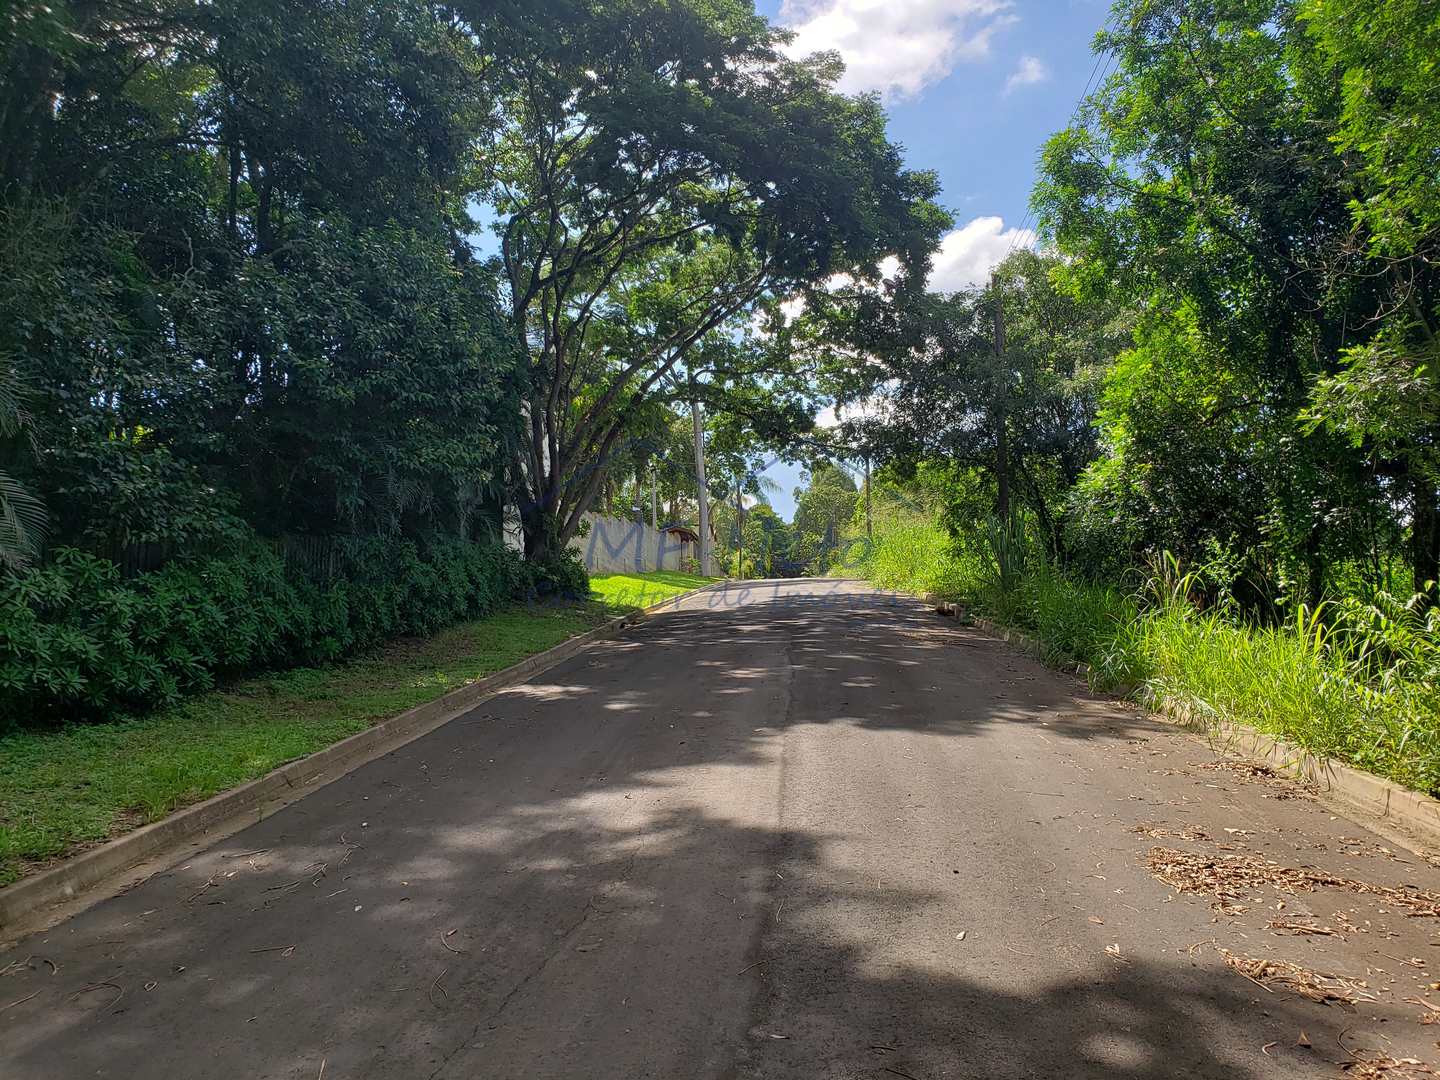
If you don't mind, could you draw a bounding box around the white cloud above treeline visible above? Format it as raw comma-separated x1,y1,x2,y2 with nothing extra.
779,0,1015,100
1003,54,1049,94
929,215,1036,292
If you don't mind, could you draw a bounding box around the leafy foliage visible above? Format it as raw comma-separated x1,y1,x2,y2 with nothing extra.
790,464,858,572
0,538,531,727
473,0,946,558
1034,0,1439,600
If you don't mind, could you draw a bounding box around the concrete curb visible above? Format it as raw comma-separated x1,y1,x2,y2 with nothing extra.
955,608,1440,853
0,582,722,937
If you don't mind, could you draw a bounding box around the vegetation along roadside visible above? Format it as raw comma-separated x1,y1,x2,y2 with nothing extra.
0,572,713,888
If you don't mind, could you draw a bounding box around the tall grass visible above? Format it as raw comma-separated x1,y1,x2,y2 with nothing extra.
860,510,987,599
857,516,1440,796
1124,594,1440,796
985,559,1139,672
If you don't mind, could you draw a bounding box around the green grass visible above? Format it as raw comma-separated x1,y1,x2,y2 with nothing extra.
588,570,716,611
857,517,1440,798
1119,600,1440,797
0,572,716,886
861,510,988,599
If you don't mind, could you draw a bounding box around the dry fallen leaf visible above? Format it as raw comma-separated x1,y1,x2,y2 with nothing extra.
1145,846,1440,917
1104,943,1129,964
1218,949,1374,1006
1342,1052,1440,1078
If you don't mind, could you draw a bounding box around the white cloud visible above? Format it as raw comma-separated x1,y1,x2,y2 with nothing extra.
770,220,1034,339
928,215,1036,292
1003,54,1049,95
780,0,1014,100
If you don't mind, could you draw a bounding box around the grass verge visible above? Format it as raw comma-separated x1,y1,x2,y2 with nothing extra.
588,570,716,611
0,572,716,886
856,515,1440,798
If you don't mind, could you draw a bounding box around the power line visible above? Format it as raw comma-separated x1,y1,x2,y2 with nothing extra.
1001,17,1119,265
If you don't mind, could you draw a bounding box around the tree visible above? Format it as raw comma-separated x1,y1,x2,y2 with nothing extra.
791,464,858,572
1300,0,1440,592
467,0,947,561
793,250,1124,558
1032,0,1430,600
0,0,522,557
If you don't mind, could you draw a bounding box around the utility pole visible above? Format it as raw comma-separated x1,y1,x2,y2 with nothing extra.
864,454,872,540
691,398,713,576
991,274,1011,522
650,464,657,530
735,476,744,578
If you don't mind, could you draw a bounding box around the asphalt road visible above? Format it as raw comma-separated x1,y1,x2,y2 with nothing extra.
4,579,1440,1079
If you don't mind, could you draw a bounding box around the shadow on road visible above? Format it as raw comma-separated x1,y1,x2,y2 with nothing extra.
0,584,1419,1078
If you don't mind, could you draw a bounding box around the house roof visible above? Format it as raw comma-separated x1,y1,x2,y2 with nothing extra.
663,525,701,544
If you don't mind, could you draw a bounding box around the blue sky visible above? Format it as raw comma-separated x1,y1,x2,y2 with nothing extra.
753,0,1113,518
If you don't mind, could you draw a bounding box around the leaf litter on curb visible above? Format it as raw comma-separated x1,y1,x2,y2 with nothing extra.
1192,758,1318,798
1145,846,1440,917
1195,759,1278,779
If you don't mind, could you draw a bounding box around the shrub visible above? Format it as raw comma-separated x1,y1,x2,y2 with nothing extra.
526,550,590,603
0,536,531,727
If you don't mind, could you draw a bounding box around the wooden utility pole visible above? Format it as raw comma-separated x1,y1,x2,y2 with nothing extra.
991,275,1011,521
735,476,745,578
864,454,872,540
691,398,713,576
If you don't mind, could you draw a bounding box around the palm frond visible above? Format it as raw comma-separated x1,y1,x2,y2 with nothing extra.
0,469,48,571
0,356,27,439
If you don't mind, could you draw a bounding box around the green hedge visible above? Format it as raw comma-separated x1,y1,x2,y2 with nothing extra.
0,537,579,727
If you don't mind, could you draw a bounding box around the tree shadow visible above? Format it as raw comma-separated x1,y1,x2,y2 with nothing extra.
0,583,1426,1078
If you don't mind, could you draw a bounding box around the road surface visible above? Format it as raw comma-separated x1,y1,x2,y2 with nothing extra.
3,580,1439,1078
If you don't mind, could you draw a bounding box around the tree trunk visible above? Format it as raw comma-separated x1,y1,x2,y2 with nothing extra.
991,280,1011,521
1412,475,1440,598
735,478,744,578
691,400,712,576
1018,462,1059,561
520,500,554,563
864,455,872,540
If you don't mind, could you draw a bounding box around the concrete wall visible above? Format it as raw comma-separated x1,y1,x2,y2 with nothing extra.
502,512,697,574
571,514,695,574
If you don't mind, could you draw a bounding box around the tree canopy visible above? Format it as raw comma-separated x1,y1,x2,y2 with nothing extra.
0,0,947,578
807,0,1440,614
468,0,946,558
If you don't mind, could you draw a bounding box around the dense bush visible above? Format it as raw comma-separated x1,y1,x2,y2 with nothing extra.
526,550,591,603
0,537,537,727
